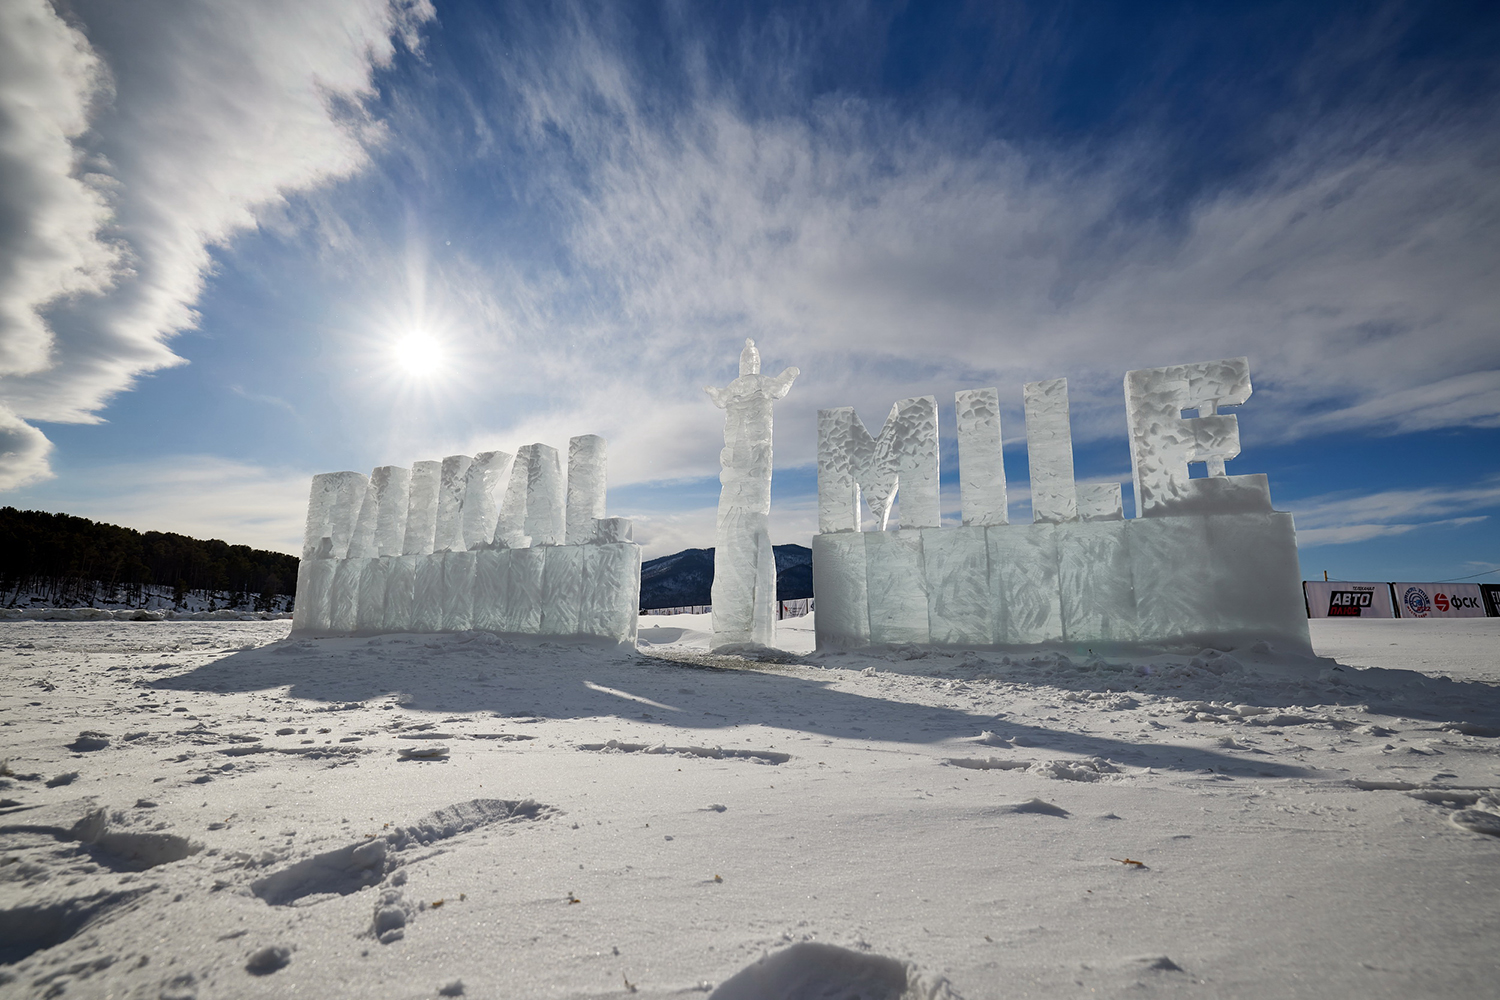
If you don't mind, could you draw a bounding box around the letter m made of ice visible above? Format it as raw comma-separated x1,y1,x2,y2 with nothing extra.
817,397,940,532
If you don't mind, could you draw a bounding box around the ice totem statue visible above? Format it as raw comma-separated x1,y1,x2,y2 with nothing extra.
705,339,799,650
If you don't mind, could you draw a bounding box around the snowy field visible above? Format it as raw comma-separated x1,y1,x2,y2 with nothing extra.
2,615,1498,999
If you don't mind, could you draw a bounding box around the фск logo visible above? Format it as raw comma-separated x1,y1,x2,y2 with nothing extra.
1403,586,1431,618
1327,590,1373,616
1435,592,1480,612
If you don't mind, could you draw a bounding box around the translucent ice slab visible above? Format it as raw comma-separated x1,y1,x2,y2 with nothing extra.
1024,379,1076,524
1056,520,1136,642
1077,482,1123,521
988,523,1063,644
356,556,390,633
525,444,565,547
923,526,992,646
402,461,441,556
382,554,417,633
441,550,477,631
865,529,929,644
494,444,532,547
539,544,585,635
372,466,412,557
811,531,869,648
435,455,474,552
956,388,1007,526
290,558,335,634
462,451,513,551
411,552,447,632
566,435,607,545
580,542,641,643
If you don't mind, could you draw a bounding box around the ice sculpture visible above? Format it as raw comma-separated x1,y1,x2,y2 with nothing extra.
705,339,798,650
1024,378,1077,524
812,359,1310,653
956,388,1007,527
1124,357,1270,517
566,435,606,545
524,444,565,547
292,435,639,643
816,396,940,532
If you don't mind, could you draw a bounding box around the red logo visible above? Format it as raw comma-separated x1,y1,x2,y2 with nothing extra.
1436,593,1450,612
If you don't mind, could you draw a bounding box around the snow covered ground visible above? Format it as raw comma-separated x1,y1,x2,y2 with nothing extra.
2,615,1497,999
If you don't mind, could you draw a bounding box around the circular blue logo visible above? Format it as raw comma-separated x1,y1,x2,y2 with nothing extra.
1402,586,1431,618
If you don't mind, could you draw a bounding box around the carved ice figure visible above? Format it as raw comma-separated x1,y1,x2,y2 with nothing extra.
956,388,1007,527
816,396,940,532
566,435,607,545
706,339,798,649
1024,378,1077,524
1124,357,1271,517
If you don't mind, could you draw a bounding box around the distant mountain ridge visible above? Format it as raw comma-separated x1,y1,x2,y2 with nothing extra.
639,544,812,610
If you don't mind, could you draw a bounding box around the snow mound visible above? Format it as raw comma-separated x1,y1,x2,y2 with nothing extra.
1447,795,1500,837
993,798,1070,817
709,942,958,1000
578,740,790,764
1026,758,1123,781
944,757,1123,781
252,799,555,905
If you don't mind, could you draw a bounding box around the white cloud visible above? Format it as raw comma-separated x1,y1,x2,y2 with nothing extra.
1289,479,1500,547
0,402,54,491
0,0,119,378
453,25,1500,476
1295,516,1487,547
0,0,434,486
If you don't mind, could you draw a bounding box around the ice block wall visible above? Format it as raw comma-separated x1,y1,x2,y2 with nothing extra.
812,359,1311,654
292,435,639,643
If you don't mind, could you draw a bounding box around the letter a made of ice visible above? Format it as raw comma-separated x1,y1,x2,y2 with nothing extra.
704,339,798,651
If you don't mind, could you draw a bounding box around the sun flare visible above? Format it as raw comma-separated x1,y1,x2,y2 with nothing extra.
392,331,444,377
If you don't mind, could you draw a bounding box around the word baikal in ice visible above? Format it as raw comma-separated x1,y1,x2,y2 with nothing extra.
812,358,1312,653
291,436,640,643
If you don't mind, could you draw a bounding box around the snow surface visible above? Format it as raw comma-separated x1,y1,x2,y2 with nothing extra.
2,616,1498,998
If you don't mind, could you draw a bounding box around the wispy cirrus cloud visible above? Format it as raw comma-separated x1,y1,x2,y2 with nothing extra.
336,3,1500,493
0,0,434,489
1289,478,1500,547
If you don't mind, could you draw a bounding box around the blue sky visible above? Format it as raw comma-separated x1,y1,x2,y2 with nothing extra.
2,0,1497,583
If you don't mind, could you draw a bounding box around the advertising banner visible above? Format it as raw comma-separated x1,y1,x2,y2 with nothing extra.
1303,581,1396,619
1392,582,1487,619
1483,584,1500,617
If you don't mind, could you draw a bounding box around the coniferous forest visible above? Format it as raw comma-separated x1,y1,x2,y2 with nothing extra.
0,507,298,609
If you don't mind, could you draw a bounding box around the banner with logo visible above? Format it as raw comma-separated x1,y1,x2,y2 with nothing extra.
1303,581,1396,619
1392,583,1487,619
1482,584,1500,617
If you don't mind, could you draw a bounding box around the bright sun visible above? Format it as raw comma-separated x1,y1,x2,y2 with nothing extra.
392,331,444,376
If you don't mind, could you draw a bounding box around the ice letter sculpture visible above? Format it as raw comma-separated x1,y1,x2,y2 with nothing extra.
291,435,639,644
705,339,799,651
812,359,1310,654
